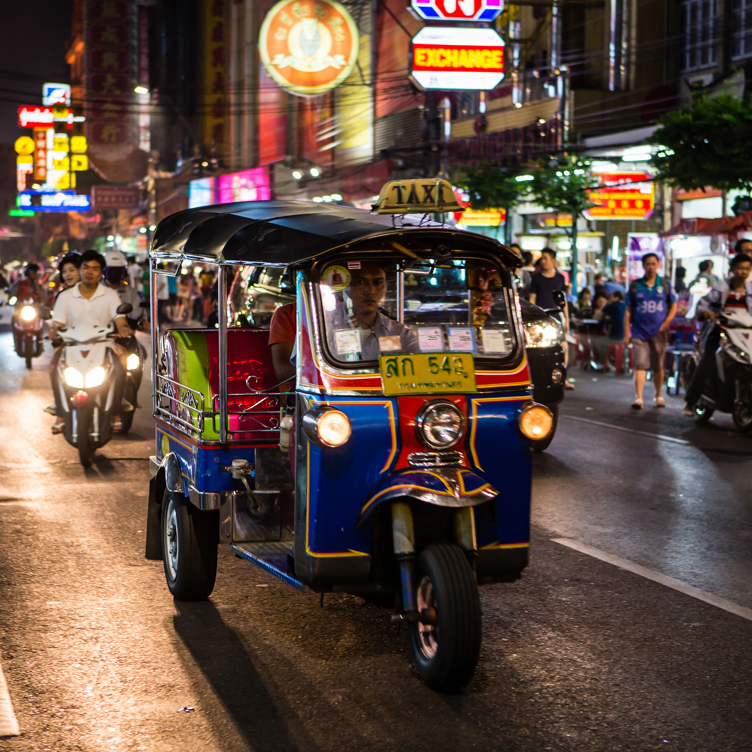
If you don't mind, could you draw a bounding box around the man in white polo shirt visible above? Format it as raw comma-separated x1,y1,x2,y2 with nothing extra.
50,250,133,432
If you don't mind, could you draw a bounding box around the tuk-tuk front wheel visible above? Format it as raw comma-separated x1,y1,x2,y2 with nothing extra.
161,490,218,601
408,542,481,692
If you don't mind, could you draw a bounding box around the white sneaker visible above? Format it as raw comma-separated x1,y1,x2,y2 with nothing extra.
631,398,643,410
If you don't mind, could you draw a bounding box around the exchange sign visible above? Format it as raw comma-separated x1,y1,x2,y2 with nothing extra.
259,0,360,97
586,172,655,221
410,27,505,91
411,0,503,22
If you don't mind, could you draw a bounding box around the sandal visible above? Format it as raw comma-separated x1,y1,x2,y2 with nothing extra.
51,420,64,434
631,398,643,410
655,396,666,408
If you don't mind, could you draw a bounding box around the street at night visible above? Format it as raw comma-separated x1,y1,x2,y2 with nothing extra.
1,336,752,751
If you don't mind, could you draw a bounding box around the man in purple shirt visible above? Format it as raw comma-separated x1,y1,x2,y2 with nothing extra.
624,253,677,409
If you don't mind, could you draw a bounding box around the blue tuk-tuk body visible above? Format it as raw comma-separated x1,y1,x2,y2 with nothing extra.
146,185,552,691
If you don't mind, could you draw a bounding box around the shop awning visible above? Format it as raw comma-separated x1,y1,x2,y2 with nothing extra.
660,212,752,237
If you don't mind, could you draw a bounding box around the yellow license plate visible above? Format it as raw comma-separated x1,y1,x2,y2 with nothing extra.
379,353,477,396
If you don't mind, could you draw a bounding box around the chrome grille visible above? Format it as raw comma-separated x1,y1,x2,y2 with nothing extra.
407,451,463,468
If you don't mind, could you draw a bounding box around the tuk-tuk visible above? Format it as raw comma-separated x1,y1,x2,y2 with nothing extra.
145,180,553,691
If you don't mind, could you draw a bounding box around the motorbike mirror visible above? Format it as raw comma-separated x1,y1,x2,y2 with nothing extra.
41,309,51,320
553,290,567,310
116,303,133,315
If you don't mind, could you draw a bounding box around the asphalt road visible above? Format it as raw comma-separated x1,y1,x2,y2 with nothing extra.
1,336,751,752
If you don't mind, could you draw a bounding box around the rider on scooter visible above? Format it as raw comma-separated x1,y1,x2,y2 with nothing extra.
49,250,133,432
9,263,45,304
103,250,144,326
683,253,752,416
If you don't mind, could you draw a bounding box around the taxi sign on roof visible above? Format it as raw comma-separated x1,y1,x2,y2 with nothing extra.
373,179,465,215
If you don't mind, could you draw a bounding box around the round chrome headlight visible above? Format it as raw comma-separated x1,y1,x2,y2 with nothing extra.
415,400,464,449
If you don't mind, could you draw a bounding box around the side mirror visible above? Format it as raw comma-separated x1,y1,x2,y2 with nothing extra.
41,308,52,320
553,290,567,310
117,303,133,315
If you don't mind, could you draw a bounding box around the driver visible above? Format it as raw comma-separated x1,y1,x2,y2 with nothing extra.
328,261,418,360
49,250,133,432
683,253,752,416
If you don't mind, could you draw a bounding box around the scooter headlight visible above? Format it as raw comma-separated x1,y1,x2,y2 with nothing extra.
524,320,562,348
126,353,140,371
85,366,106,388
415,400,464,449
518,403,554,441
301,406,352,448
63,367,84,388
20,305,36,321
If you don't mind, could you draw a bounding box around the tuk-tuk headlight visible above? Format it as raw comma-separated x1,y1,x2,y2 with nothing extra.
301,406,351,448
518,403,554,441
126,353,140,370
415,400,464,449
63,367,84,388
20,305,37,321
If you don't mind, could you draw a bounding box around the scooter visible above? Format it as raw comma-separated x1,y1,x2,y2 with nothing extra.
683,308,752,430
52,304,132,467
119,332,147,434
10,296,47,369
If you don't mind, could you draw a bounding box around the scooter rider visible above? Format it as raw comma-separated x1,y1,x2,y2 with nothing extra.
49,250,133,432
9,263,45,304
683,253,752,416
103,250,143,326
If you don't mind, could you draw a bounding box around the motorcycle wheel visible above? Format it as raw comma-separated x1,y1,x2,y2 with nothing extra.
119,410,134,434
161,490,218,601
694,399,715,423
732,382,752,431
408,542,481,693
532,404,558,453
76,405,95,468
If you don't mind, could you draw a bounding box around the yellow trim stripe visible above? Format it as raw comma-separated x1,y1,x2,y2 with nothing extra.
469,395,529,471
480,541,530,550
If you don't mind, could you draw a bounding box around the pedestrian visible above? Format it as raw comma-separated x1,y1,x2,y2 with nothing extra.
689,260,719,290
624,252,677,409
734,239,752,255
602,290,626,341
674,265,687,294
575,288,593,319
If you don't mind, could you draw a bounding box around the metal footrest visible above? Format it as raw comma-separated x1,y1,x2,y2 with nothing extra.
231,541,304,591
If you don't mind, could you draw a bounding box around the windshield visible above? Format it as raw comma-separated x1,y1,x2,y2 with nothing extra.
318,254,516,366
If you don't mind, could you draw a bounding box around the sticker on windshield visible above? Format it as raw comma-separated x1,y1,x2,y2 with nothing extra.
379,335,402,352
448,327,476,353
324,265,350,291
418,327,444,352
335,328,361,355
481,329,507,354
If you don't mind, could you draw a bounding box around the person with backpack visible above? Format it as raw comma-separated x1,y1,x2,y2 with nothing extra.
624,253,677,409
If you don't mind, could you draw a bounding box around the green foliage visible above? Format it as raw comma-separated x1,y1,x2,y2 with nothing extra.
652,95,752,192
528,156,600,218
452,162,522,210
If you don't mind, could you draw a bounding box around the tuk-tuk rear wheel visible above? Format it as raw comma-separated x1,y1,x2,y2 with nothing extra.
408,542,481,692
161,490,218,601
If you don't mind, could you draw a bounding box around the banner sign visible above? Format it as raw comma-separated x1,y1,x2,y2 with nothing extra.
410,27,505,91
259,0,360,97
17,190,91,213
91,185,142,209
18,106,54,129
454,208,506,227
411,0,503,22
587,172,655,221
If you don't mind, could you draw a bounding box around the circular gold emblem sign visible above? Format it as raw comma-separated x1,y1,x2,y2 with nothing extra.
259,0,360,97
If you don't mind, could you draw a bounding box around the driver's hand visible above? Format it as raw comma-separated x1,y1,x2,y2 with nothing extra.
117,326,133,337
704,311,716,322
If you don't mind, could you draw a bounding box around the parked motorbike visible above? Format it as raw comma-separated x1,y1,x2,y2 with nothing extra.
683,309,752,430
52,304,132,466
10,296,47,369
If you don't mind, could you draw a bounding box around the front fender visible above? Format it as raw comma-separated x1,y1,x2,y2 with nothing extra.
356,468,498,527
161,452,183,494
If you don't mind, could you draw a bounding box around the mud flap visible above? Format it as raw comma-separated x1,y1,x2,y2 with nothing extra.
145,476,163,560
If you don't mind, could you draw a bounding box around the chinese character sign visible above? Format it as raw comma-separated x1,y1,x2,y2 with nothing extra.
203,0,227,153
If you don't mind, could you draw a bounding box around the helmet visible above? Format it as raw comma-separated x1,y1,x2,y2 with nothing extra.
104,250,127,267
24,262,40,277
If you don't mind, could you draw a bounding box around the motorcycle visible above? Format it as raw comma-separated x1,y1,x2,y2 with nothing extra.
52,304,132,467
683,308,752,430
119,331,147,434
10,296,47,369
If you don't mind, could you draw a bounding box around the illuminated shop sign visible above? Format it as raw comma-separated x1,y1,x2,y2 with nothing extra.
17,190,91,213
42,82,71,106
188,177,216,208
259,0,360,96
410,27,505,91
218,168,272,204
586,172,655,221
411,0,503,22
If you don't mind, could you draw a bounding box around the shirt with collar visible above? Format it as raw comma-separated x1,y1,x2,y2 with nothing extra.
52,282,122,329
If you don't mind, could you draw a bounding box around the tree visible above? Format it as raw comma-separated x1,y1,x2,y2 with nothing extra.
529,156,601,295
652,94,752,198
452,162,523,243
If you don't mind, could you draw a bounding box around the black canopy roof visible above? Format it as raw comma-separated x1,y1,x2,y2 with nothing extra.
150,200,516,266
